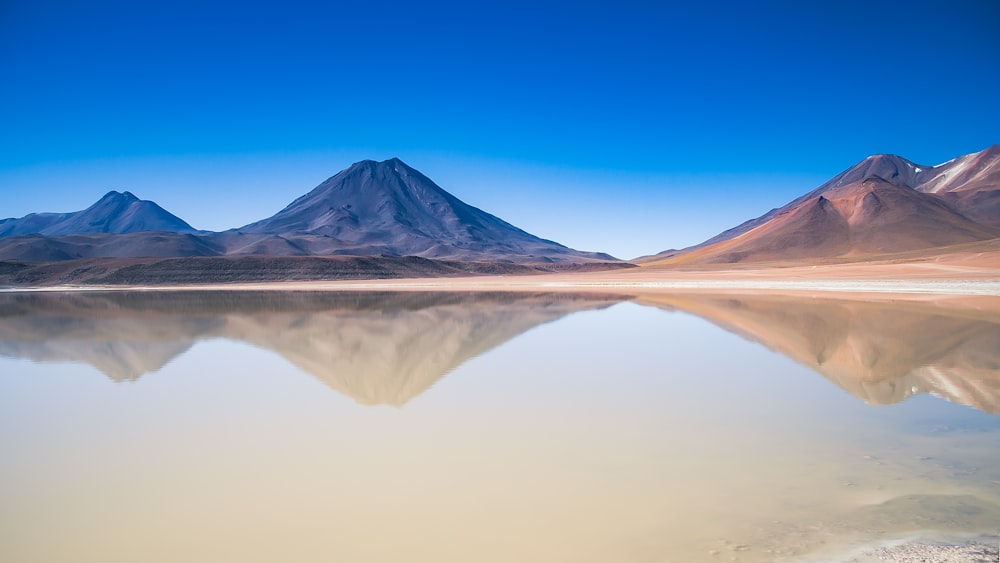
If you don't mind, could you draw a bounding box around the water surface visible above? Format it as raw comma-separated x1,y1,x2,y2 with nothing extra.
0,290,997,562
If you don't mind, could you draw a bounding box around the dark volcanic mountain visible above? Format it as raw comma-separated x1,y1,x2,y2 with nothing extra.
644,145,1000,265
237,158,614,262
0,191,196,237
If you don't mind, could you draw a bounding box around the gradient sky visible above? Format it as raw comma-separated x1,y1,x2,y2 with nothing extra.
1,0,997,259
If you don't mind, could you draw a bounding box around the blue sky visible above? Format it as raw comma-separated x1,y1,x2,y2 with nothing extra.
1,0,997,258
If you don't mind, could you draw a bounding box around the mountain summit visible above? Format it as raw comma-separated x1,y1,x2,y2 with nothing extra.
237,158,614,262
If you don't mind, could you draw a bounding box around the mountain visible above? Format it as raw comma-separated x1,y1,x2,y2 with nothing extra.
643,145,1000,265
0,160,617,265
0,191,197,237
237,157,615,262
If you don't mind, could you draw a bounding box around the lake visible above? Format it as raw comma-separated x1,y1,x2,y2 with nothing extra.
1,290,998,562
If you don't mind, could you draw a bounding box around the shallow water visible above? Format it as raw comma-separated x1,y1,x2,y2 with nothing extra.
0,291,998,562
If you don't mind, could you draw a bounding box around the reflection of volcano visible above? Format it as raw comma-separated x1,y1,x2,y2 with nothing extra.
0,291,623,405
0,292,224,381
637,294,1000,414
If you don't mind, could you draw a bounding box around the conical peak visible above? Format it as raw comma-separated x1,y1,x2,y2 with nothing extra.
331,158,420,187
325,158,422,191
346,157,409,170
859,153,921,169
829,153,922,189
865,153,903,161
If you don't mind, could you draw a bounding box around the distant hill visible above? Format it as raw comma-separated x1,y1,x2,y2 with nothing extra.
0,160,617,264
642,145,1000,265
0,191,196,237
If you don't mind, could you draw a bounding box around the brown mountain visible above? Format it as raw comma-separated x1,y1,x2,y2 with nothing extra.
913,144,1000,227
643,145,1000,265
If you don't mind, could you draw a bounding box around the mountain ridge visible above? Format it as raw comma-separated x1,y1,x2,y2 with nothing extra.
3,148,998,269
0,159,616,264
0,190,197,238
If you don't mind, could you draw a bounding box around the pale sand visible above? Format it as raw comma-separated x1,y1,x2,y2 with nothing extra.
11,268,998,299
7,278,999,298
855,543,998,563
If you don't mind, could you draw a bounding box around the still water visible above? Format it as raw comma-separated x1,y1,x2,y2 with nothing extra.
0,291,998,562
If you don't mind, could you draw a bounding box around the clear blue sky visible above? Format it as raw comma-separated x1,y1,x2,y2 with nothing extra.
1,0,997,258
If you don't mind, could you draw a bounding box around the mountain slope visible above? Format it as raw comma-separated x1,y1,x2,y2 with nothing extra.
0,232,224,262
913,144,1000,195
0,212,73,237
238,158,615,262
916,145,1000,227
644,146,1000,265
0,191,196,237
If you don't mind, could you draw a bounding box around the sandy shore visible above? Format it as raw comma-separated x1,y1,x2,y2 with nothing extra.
8,269,998,299
4,246,999,297
855,542,998,562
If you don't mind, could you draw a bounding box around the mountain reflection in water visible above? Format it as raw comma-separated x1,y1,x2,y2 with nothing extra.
0,291,622,405
639,294,1000,414
1,289,999,562
1,291,998,413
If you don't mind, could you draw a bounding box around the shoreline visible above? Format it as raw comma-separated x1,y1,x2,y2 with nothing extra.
831,533,999,563
3,276,999,298
2,245,998,297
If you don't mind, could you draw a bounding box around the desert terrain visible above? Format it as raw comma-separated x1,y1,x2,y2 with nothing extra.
8,239,991,298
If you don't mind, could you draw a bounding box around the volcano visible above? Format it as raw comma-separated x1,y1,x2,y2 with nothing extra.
236,157,614,262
